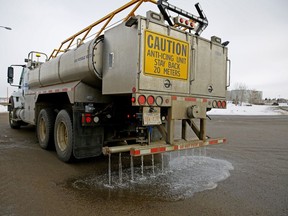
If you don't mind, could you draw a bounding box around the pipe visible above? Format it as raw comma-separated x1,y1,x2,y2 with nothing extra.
102,144,144,155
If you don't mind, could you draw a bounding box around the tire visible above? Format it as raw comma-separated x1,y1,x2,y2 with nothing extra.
54,110,74,162
37,108,55,150
8,98,21,129
9,108,21,129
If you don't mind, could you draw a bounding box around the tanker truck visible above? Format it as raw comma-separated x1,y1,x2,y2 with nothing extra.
7,0,230,162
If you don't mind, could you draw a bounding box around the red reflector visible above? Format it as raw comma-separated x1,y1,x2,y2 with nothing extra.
151,148,158,153
185,20,189,25
180,18,184,23
131,149,140,156
147,95,155,105
190,22,194,27
209,140,219,145
131,97,136,103
222,101,227,108
138,95,146,105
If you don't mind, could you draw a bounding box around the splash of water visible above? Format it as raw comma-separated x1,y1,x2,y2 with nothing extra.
130,156,134,181
72,154,234,201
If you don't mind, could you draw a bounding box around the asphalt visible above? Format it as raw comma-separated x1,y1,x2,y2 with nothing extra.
0,113,287,216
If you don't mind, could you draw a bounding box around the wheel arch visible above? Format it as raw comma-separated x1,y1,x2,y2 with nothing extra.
35,92,73,122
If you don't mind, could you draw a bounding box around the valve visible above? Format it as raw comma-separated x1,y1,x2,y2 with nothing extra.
187,105,200,118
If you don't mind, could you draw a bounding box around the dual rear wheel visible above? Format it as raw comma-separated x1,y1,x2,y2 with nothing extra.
37,109,73,162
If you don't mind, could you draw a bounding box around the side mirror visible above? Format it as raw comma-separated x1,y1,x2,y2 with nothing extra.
7,66,14,84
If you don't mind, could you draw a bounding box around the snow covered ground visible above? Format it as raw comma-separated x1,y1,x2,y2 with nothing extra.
208,102,288,116
1,102,288,115
0,105,8,113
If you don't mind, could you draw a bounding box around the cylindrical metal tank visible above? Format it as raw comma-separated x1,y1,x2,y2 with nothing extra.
28,36,103,88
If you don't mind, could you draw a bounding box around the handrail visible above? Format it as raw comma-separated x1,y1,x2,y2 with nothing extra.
226,59,231,87
48,0,157,60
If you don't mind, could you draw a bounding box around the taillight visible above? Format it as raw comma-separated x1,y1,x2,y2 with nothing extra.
82,113,92,124
156,96,163,106
127,114,136,119
217,101,222,108
131,97,136,103
212,100,226,108
86,116,92,123
174,16,195,29
82,113,100,125
138,95,146,105
147,95,155,105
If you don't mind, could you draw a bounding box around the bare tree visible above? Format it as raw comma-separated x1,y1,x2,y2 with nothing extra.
234,83,248,105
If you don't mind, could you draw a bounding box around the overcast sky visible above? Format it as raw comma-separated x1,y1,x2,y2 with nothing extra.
1,0,287,99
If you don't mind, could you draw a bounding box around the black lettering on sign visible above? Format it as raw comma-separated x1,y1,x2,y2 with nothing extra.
144,30,189,80
147,34,187,57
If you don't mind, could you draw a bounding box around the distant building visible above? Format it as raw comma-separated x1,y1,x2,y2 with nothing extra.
0,97,8,102
227,90,263,105
0,97,9,106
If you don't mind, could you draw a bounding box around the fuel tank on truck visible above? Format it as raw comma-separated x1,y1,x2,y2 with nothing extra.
28,36,103,88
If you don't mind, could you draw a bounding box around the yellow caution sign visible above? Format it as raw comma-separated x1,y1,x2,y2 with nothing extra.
144,30,189,80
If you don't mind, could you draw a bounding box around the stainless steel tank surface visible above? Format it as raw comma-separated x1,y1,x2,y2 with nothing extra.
28,36,103,88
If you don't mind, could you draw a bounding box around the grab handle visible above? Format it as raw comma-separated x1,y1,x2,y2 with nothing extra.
226,59,231,87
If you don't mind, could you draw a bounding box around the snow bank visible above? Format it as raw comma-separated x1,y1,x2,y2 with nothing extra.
208,102,288,116
0,105,8,113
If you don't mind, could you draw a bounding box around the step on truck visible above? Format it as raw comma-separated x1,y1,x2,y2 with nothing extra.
7,0,230,162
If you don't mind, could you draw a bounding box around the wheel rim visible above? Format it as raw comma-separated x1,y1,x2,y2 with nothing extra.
9,111,13,125
38,117,46,142
57,121,68,151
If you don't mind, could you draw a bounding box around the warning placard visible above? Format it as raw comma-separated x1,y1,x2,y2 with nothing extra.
144,30,189,80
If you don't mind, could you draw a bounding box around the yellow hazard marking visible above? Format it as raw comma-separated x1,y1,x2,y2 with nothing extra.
144,30,189,80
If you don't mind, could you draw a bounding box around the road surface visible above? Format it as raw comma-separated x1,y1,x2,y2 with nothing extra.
0,113,287,216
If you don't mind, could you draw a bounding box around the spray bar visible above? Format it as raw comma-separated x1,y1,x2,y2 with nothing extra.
102,138,226,156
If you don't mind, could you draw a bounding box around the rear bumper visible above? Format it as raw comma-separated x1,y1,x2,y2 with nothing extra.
102,137,226,156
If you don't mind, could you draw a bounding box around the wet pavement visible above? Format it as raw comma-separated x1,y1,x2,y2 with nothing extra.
0,113,288,216
70,154,233,202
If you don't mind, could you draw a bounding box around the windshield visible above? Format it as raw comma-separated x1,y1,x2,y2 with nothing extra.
19,67,25,87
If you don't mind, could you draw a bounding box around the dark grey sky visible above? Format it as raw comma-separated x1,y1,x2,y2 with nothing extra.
1,0,288,98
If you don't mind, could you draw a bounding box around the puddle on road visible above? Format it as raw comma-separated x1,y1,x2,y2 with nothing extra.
70,153,234,201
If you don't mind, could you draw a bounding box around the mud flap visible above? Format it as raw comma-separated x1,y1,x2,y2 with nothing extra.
73,108,104,159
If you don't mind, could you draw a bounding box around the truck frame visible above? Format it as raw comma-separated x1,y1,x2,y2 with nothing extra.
7,0,230,162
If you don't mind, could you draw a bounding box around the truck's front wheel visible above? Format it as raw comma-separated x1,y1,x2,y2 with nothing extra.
9,109,21,129
8,98,21,129
54,110,74,162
